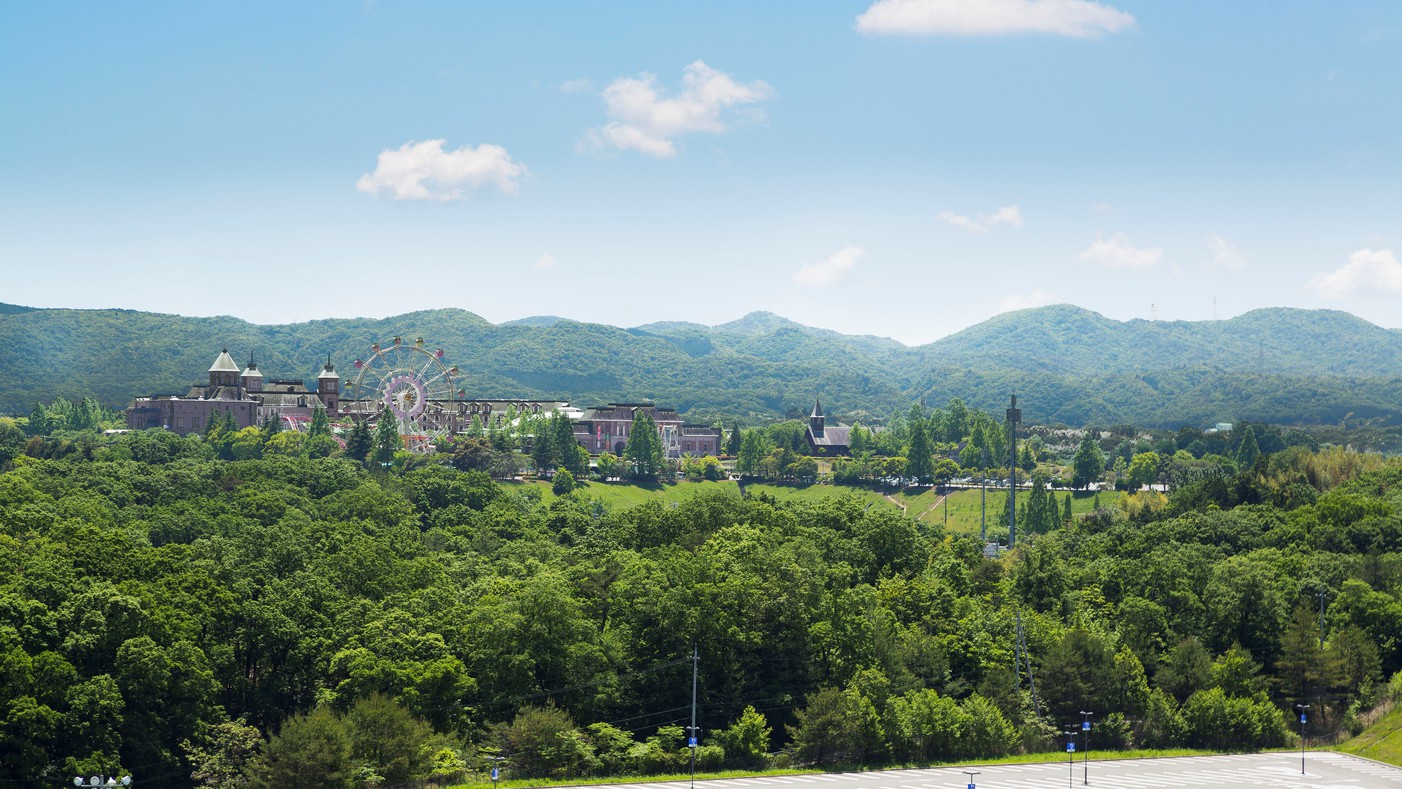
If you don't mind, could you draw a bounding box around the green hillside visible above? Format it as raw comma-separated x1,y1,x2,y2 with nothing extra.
3,302,1401,428
1340,702,1402,766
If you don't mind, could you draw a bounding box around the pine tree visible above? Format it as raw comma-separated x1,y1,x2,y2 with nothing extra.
552,412,580,473
905,416,934,483
345,418,372,462
26,403,48,436
727,422,743,456
372,407,400,467
623,411,663,480
531,414,557,473
1063,493,1073,526
308,405,331,438
1235,425,1261,469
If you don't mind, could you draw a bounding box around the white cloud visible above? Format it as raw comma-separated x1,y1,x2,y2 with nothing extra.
1078,233,1162,269
584,61,774,157
856,0,1136,37
1205,234,1246,270
533,253,558,271
999,289,1057,313
936,204,1023,233
356,139,526,201
1308,248,1402,296
559,78,594,93
794,245,864,286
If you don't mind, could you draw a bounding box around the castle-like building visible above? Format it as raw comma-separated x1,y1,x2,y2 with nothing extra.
127,351,723,459
125,350,341,434
571,403,722,458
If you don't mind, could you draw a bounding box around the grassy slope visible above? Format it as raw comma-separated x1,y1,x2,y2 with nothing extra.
1340,703,1402,766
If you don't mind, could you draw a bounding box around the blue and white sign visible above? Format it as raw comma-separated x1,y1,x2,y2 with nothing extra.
1067,743,1076,753
1082,721,1091,731
491,768,499,780
688,737,698,748
1300,713,1307,724
968,784,976,789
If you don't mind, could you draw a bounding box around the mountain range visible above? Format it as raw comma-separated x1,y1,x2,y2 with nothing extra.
3,302,1400,428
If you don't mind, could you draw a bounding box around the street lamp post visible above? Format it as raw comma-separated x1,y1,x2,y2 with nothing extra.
962,769,981,789
73,777,131,788
1080,711,1094,785
488,755,506,789
1065,730,1077,789
1295,703,1310,775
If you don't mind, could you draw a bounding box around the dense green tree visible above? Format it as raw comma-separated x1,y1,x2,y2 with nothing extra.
905,416,934,483
344,419,372,463
344,695,434,787
1236,426,1261,469
372,408,399,467
623,411,665,480
249,708,353,789
1072,433,1105,490
726,423,742,456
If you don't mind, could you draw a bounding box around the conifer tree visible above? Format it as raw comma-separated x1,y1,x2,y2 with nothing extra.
905,416,934,483
308,405,331,438
345,418,372,462
623,410,664,480
1063,493,1073,526
1235,425,1261,469
727,422,743,456
372,407,400,466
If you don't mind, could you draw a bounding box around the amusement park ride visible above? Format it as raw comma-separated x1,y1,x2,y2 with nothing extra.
343,336,462,453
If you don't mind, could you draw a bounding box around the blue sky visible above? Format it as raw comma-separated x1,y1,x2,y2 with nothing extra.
2,1,1399,344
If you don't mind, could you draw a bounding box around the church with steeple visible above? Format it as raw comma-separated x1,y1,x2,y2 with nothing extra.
804,397,852,456
125,349,342,434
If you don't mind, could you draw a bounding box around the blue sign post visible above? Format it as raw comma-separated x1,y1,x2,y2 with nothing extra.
1067,742,1076,753
491,767,499,782
688,736,698,748
1300,713,1307,724
1082,721,1091,731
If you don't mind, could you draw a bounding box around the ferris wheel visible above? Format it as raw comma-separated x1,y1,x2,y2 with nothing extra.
345,337,462,452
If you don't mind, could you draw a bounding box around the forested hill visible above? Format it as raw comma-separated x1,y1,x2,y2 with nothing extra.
3,302,1401,427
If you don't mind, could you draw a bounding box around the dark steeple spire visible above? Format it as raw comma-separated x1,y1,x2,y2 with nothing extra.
809,397,825,436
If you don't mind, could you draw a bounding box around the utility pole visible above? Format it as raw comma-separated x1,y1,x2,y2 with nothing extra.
1080,711,1094,785
687,644,700,789
1316,589,1328,649
1007,395,1021,547
980,446,988,544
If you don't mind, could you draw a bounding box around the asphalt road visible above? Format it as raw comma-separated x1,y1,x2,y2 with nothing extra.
571,753,1402,789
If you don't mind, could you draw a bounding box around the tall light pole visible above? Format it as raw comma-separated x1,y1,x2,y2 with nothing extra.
1007,395,1021,548
980,446,988,544
1295,703,1310,775
1064,730,1077,789
1079,711,1094,785
686,644,700,789
963,769,981,789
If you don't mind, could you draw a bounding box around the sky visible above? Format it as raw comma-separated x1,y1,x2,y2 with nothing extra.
1,0,1400,346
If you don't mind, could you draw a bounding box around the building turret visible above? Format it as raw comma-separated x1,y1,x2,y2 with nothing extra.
317,354,340,413
240,358,264,393
209,349,241,389
810,397,825,437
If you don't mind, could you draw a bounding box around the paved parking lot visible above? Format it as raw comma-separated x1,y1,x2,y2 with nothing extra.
570,752,1402,789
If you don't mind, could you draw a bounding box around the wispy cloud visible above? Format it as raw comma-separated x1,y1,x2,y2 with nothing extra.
1308,248,1402,296
999,289,1057,313
534,253,558,271
582,61,774,157
1079,233,1162,269
559,78,594,93
1205,234,1246,270
936,204,1023,233
357,140,526,201
794,245,864,286
856,0,1136,38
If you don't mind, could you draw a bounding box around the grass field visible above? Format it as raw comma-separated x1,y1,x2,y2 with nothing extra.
505,478,743,509
932,488,1123,534
1340,702,1402,766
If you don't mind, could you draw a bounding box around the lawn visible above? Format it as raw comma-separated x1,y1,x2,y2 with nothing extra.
1340,701,1402,766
